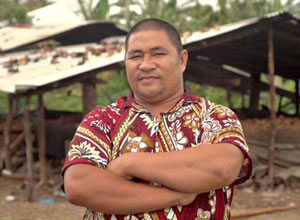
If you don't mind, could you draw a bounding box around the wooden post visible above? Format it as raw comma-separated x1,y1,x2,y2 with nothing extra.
250,73,260,110
242,93,246,109
23,96,34,202
226,86,233,109
37,93,47,186
82,76,97,115
277,95,283,115
267,25,277,188
295,78,299,117
2,94,16,171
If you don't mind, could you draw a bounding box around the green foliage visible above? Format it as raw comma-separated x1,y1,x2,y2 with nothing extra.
0,91,8,113
7,6,31,24
109,0,216,33
0,0,49,24
215,0,288,24
77,0,109,20
37,85,83,112
96,69,131,106
184,80,244,109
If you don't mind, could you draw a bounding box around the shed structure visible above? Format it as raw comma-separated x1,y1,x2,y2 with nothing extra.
184,11,300,115
1,11,299,197
0,21,127,200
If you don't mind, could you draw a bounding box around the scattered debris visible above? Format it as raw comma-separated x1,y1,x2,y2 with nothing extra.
5,194,16,202
241,116,300,190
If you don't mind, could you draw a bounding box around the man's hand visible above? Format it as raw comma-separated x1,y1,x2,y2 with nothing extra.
107,153,133,180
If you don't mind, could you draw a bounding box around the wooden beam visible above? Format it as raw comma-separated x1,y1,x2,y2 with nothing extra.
186,59,296,101
192,48,300,79
232,203,298,219
267,26,277,188
250,73,261,111
23,96,34,202
37,93,47,186
2,94,16,171
273,28,300,44
191,51,266,76
82,76,97,115
226,87,233,109
223,42,300,67
296,78,299,117
188,59,244,82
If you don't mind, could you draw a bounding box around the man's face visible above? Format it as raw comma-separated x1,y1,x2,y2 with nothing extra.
125,29,188,104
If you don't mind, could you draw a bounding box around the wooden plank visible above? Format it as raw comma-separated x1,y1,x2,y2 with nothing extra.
267,26,277,187
232,203,298,219
23,96,34,202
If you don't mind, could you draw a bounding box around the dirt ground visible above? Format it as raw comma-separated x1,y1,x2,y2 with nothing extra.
0,174,299,220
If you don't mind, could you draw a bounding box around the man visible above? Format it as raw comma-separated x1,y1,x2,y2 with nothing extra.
62,18,252,220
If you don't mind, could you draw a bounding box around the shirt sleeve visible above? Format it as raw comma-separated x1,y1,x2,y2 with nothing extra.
61,107,113,191
200,103,252,185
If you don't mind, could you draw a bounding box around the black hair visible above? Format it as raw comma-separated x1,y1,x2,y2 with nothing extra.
125,18,183,54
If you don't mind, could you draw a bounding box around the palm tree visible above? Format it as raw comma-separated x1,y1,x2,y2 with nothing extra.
77,0,109,20
110,0,215,34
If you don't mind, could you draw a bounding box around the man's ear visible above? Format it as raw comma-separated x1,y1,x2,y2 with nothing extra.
180,49,188,72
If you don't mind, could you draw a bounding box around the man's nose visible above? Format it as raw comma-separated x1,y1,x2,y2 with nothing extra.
139,56,155,71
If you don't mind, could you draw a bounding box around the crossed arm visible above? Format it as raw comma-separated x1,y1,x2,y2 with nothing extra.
63,143,244,215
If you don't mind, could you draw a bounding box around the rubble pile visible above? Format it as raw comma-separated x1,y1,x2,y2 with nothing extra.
241,116,300,189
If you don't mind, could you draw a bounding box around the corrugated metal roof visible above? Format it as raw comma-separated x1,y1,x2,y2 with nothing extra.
184,11,287,46
0,37,125,94
28,0,84,26
0,12,298,98
184,11,300,80
0,21,127,53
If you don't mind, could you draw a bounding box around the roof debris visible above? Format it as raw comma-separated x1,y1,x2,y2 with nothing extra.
0,37,126,93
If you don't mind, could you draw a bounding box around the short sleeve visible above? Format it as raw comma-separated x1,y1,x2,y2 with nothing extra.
61,107,113,191
200,103,252,185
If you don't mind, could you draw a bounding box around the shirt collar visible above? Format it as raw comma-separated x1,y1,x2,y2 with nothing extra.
121,88,197,113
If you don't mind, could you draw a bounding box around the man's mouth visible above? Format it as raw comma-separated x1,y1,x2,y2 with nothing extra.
138,75,159,80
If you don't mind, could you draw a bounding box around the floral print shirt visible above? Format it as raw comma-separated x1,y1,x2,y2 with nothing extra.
62,89,252,220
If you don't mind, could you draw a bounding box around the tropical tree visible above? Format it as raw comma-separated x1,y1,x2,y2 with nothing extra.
0,0,49,24
216,0,298,25
109,0,216,33
77,0,109,20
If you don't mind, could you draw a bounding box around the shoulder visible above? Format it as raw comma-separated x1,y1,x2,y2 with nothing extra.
190,96,237,119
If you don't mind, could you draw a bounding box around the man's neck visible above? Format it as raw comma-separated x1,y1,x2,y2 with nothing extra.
134,92,184,118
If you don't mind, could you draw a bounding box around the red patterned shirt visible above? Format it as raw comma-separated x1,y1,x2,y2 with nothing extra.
62,89,252,220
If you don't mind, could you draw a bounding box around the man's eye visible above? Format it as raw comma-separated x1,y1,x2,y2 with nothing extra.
154,53,165,57
130,55,142,59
